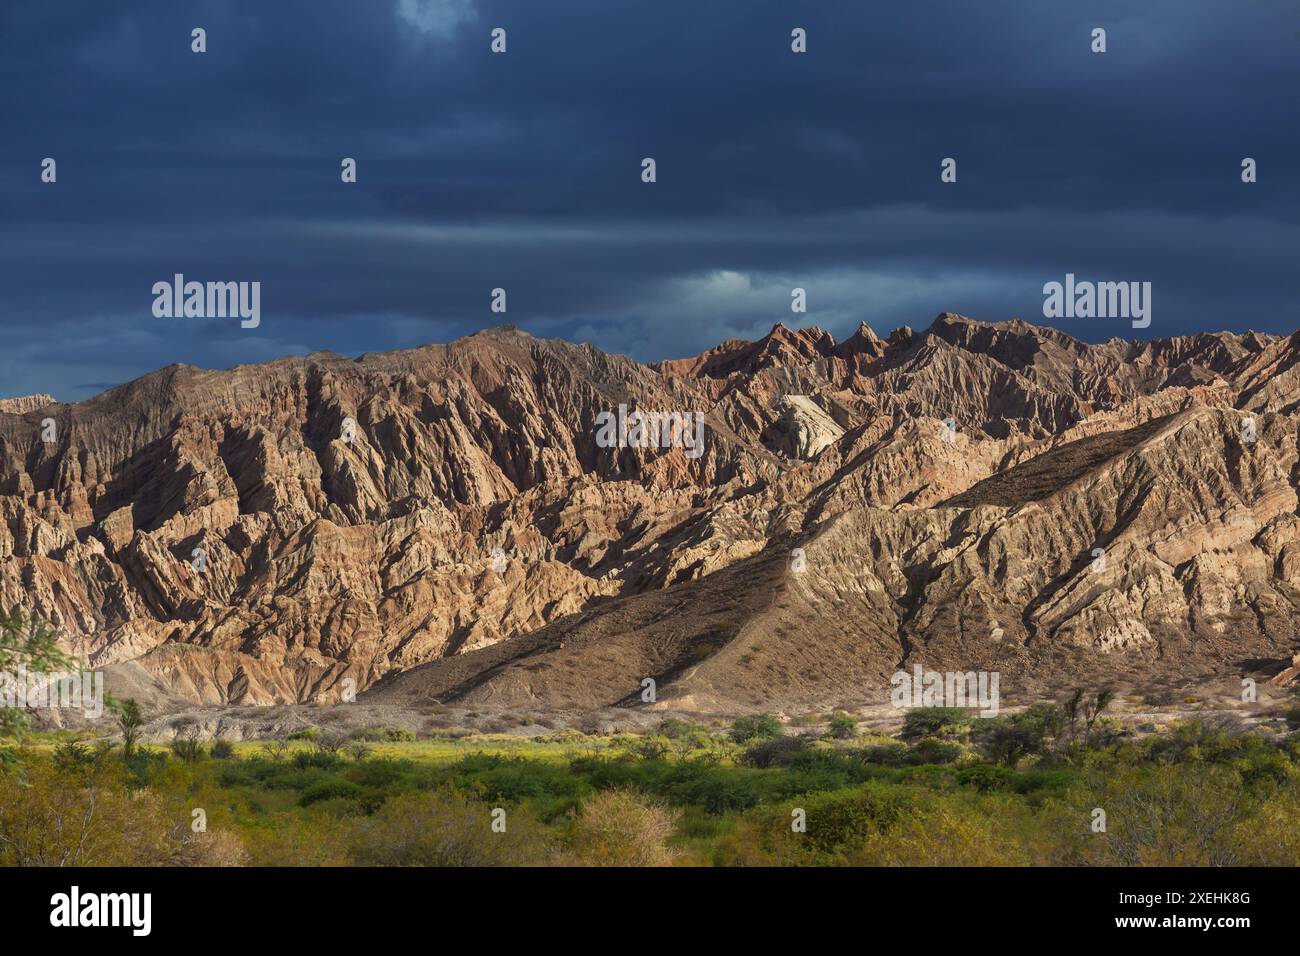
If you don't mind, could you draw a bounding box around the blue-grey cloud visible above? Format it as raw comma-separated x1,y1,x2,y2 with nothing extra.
0,0,1296,400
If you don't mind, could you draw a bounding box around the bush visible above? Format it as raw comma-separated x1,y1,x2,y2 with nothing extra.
298,778,364,807
777,784,912,859
739,736,809,769
628,736,671,761
852,798,1029,866
729,714,783,744
1048,764,1247,865
827,712,858,740
0,755,178,865
911,737,964,765
1285,707,1300,731
972,717,1043,767
209,739,236,760
658,717,701,740
348,790,554,865
569,789,681,866
956,764,1015,792
292,750,344,771
859,741,913,767
170,737,205,763
901,708,972,740
52,740,100,771
312,730,350,757
345,742,373,762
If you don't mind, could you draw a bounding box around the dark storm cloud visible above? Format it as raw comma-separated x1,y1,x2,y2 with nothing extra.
1,0,1297,400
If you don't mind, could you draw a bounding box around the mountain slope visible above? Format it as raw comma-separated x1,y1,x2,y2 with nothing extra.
3,314,1298,713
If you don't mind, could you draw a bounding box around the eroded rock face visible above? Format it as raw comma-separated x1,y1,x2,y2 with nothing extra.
0,394,55,415
2,316,1299,712
762,395,844,460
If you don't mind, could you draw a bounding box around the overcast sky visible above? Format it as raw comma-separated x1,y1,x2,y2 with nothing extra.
3,0,1297,402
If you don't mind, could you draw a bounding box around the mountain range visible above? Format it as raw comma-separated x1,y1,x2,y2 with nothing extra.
3,313,1299,715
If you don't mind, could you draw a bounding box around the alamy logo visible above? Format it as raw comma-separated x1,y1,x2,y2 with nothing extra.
890,665,1000,717
50,886,151,936
1042,273,1150,329
594,404,705,459
1,668,104,718
152,274,261,328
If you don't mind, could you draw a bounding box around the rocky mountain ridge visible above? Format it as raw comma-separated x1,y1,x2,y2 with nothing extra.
3,313,1298,714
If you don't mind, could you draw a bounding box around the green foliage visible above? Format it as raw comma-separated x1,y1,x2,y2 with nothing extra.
347,789,553,866
0,611,76,674
827,712,858,740
729,714,783,744
628,736,671,761
956,764,1016,792
293,750,344,771
910,737,964,765
0,611,80,743
298,777,364,806
2,698,1299,867
209,738,236,760
901,707,972,740
738,735,808,768
117,699,144,759
170,732,206,763
657,717,698,739
972,717,1043,767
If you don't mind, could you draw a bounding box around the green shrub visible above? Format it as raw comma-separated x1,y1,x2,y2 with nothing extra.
901,707,972,740
827,712,858,740
658,718,698,739
209,739,236,760
911,737,964,765
788,784,912,857
729,714,783,744
170,737,205,763
739,736,808,769
628,736,671,761
972,717,1043,767
859,741,913,767
956,764,1015,792
298,778,364,806
347,789,554,865
293,750,344,771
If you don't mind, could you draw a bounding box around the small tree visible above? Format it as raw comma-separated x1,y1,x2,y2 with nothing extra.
729,714,783,744
901,707,972,740
344,741,372,762
170,726,205,763
1062,688,1085,746
312,729,349,757
1082,687,1116,747
260,734,291,762
118,698,144,759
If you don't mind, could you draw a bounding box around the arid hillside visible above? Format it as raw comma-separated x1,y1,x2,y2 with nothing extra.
3,315,1299,714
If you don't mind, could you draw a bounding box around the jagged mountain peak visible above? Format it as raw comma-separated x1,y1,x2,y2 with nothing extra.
6,316,1300,715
